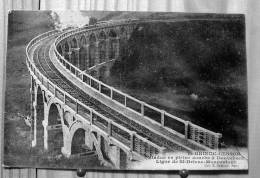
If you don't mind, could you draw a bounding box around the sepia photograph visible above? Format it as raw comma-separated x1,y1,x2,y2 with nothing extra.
4,10,247,170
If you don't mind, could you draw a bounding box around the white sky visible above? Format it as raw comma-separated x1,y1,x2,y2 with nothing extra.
51,11,90,29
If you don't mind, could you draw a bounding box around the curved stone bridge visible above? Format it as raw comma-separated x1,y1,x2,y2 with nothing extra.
26,19,222,169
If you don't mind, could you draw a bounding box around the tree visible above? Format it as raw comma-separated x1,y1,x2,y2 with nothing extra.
89,17,98,25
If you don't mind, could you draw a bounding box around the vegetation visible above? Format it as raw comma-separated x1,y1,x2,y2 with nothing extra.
5,11,102,169
110,18,247,146
89,17,98,25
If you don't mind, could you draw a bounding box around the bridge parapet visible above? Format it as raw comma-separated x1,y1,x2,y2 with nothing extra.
54,20,222,150
26,30,167,160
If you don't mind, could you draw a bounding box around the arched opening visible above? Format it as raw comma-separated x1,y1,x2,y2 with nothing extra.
64,42,70,62
99,66,107,82
99,41,106,63
80,35,87,48
71,38,78,48
36,86,44,149
120,27,128,56
70,38,79,66
79,36,87,70
71,128,87,155
57,45,63,56
98,31,107,63
47,103,63,154
120,27,128,40
89,33,96,68
108,30,118,60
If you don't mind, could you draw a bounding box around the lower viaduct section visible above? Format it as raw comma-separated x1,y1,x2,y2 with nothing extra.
26,19,222,169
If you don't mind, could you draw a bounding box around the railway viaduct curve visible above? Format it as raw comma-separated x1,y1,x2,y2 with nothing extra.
26,19,222,169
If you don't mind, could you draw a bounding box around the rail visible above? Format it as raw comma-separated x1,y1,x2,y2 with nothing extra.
26,30,166,159
54,19,222,149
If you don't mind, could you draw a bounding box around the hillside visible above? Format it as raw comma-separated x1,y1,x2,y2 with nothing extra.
4,11,103,169
108,17,247,147
6,11,55,115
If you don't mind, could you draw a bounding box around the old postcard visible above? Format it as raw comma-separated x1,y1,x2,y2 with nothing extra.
4,10,248,170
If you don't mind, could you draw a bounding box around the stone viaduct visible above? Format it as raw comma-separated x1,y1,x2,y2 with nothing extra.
26,19,222,169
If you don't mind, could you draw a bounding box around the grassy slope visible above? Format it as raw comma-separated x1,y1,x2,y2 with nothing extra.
4,11,103,169
5,11,54,116
4,10,54,167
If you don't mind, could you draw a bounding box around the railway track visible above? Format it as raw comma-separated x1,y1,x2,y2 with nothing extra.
31,33,204,153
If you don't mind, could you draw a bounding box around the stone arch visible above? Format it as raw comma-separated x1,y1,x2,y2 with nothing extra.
69,122,92,155
108,29,117,38
89,32,97,41
98,31,107,63
47,103,63,154
64,41,70,61
71,37,78,48
99,41,106,63
119,27,128,55
79,36,87,70
71,128,86,155
64,41,70,52
79,35,87,48
120,27,128,39
99,31,107,39
57,45,63,56
36,85,44,148
89,33,97,67
48,103,61,126
70,37,79,66
108,30,118,60
127,24,136,35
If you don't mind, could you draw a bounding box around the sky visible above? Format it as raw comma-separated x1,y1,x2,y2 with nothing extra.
51,11,90,29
